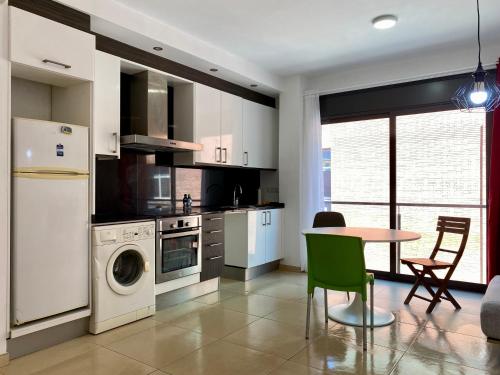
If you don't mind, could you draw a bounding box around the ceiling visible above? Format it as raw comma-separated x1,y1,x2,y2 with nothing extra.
114,0,500,77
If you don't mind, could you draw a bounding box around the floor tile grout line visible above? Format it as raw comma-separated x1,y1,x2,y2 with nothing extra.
387,320,427,375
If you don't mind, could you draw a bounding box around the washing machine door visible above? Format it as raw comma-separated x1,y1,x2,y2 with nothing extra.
106,244,150,295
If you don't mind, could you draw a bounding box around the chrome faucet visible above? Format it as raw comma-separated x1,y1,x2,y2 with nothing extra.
233,184,243,207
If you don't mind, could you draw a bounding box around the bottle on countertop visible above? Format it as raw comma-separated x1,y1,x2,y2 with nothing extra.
187,194,193,207
182,194,188,209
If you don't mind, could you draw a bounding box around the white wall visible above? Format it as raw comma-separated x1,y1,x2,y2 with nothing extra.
278,76,304,267
0,0,10,355
305,41,500,95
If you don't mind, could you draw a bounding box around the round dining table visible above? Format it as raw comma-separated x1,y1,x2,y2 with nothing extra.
302,227,421,327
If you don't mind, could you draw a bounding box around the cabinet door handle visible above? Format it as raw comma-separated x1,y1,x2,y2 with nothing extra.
42,59,71,69
215,147,222,163
208,217,223,221
112,132,118,153
262,211,267,226
267,211,271,225
208,242,223,247
207,255,223,260
207,230,222,234
243,151,249,166
222,148,227,163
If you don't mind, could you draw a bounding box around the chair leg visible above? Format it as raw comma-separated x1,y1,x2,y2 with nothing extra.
362,301,367,351
426,286,445,314
404,264,426,305
442,288,461,310
428,269,461,310
324,289,328,324
370,280,374,329
305,293,312,340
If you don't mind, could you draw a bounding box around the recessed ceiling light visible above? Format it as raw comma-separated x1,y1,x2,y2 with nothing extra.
250,84,258,88
372,15,398,30
210,68,218,72
153,46,163,51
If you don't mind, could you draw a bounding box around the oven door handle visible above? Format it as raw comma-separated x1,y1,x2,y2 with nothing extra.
159,229,201,239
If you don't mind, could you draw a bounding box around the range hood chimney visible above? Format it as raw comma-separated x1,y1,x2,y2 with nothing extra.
120,70,202,153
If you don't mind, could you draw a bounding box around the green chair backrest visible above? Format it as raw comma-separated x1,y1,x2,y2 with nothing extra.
305,233,368,299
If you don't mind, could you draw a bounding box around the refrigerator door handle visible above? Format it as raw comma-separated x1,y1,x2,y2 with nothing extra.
112,132,119,154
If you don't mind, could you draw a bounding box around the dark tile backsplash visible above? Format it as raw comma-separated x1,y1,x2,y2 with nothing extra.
95,149,260,215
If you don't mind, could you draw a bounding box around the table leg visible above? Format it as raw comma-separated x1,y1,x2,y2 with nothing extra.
328,292,395,327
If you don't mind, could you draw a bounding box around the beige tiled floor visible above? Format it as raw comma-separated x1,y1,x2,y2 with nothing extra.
1,270,498,375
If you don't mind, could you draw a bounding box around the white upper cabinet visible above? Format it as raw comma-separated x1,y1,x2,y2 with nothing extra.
9,7,95,83
93,51,121,157
194,84,221,164
242,100,278,169
221,92,243,166
175,84,277,169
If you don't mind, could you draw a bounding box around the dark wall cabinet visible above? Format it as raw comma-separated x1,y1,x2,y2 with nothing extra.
200,213,225,282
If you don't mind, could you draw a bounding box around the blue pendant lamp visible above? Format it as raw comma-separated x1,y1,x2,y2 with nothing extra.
452,0,500,112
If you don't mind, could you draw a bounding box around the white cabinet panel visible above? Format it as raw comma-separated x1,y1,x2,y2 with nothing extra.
225,209,283,269
9,7,95,82
247,210,267,268
265,209,283,262
194,84,221,164
243,100,278,169
221,92,243,166
93,51,120,157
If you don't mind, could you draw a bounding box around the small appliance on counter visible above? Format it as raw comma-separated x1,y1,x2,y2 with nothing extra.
11,117,90,325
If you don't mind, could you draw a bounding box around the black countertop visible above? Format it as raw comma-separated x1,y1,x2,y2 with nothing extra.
91,203,285,225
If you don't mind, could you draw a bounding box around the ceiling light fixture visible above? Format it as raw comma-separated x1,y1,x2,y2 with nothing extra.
153,46,163,51
452,0,500,112
372,15,398,30
250,84,258,88
210,68,218,72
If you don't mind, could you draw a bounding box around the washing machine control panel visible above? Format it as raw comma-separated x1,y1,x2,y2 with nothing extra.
95,223,155,245
121,225,155,242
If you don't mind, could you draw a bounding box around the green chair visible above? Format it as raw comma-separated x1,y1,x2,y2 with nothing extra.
304,233,374,351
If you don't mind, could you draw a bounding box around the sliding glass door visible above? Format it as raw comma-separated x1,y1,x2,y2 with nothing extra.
396,109,487,284
322,108,487,284
322,117,390,271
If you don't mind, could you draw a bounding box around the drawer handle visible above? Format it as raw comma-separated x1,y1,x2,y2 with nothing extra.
208,217,223,221
42,59,71,69
207,230,222,234
208,242,223,247
207,255,223,261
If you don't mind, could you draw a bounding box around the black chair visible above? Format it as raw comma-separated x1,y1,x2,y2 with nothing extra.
313,211,346,228
312,211,350,301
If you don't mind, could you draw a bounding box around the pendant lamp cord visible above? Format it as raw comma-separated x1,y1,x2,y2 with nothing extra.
477,0,482,64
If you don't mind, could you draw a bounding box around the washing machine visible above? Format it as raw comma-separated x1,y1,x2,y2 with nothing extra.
90,221,156,334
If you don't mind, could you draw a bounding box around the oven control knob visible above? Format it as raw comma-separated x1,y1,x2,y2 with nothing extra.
146,228,154,236
184,222,190,227
170,224,177,229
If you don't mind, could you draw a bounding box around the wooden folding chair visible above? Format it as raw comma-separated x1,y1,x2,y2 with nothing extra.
401,216,471,314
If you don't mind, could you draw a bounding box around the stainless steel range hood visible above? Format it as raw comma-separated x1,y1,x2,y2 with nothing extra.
120,70,202,153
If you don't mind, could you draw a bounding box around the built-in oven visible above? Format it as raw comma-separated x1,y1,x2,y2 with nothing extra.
156,215,202,283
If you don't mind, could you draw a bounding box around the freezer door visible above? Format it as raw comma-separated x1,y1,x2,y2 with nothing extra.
12,174,89,325
12,117,89,173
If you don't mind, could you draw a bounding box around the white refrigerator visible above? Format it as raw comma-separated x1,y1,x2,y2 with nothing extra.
12,117,89,325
